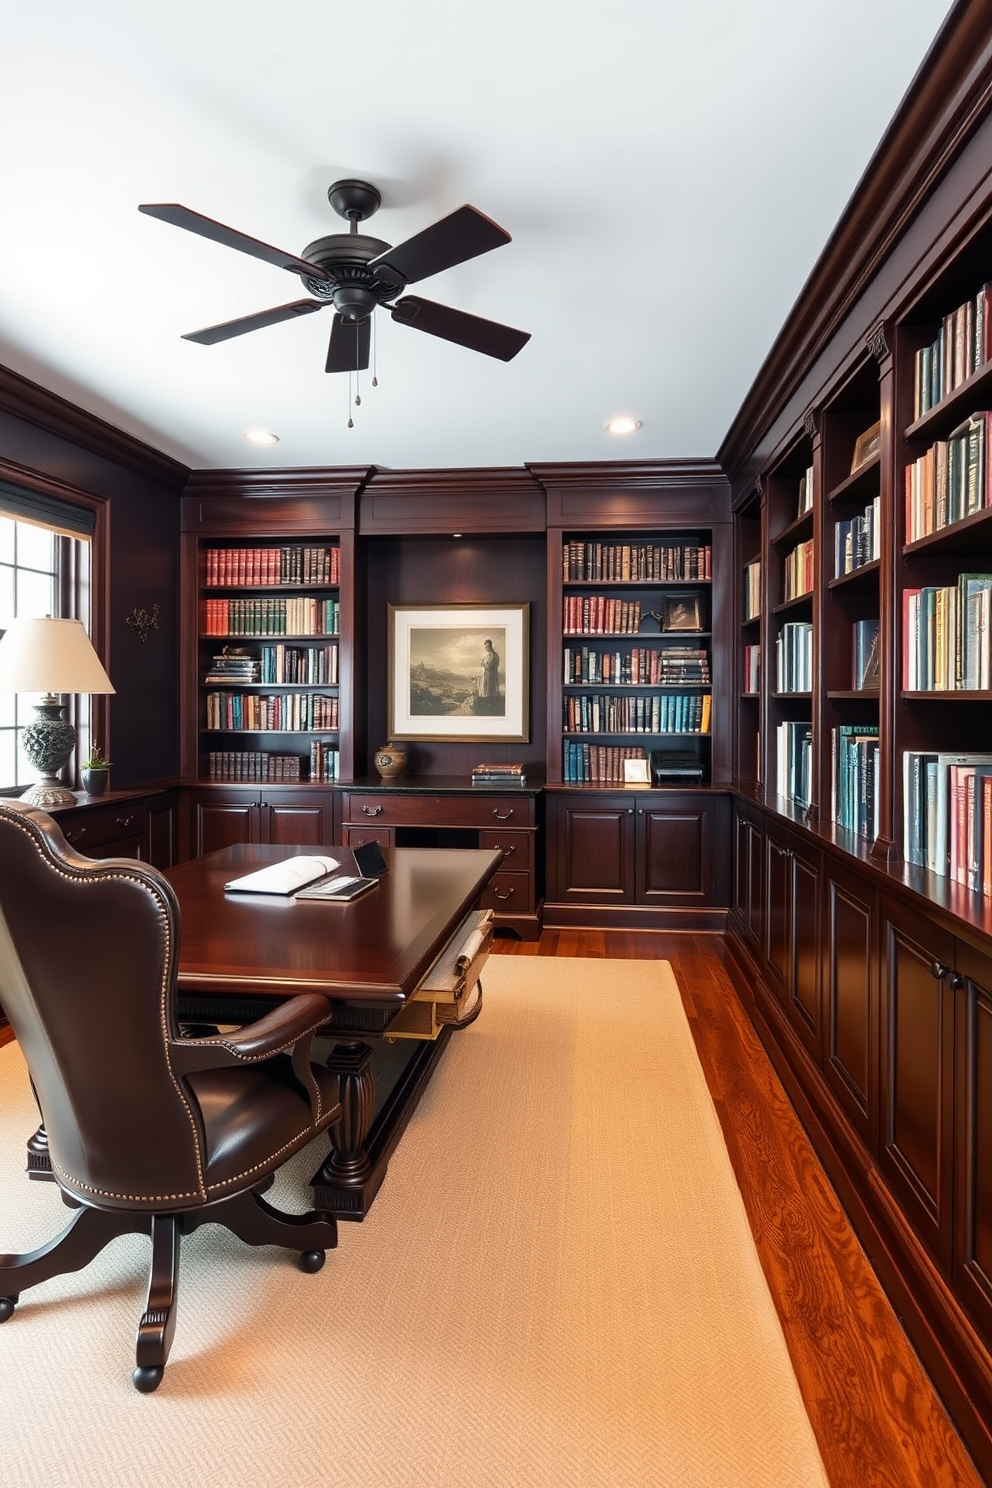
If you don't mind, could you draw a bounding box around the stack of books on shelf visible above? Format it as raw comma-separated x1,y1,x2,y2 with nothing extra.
562,645,710,685
835,496,881,576
904,412,992,540
203,648,261,685
562,596,642,634
563,742,647,785
205,545,340,586
471,762,526,787
562,541,711,582
775,622,813,693
743,558,761,621
913,282,991,417
207,750,303,782
832,725,880,841
903,573,992,690
783,539,814,601
776,722,813,809
853,619,881,690
743,643,761,694
203,596,340,637
903,751,992,890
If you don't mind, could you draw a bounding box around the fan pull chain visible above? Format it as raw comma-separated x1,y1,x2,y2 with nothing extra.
346,370,354,429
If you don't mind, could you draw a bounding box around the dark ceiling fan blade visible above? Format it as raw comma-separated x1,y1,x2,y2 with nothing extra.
391,296,530,361
182,299,327,346
138,203,331,281
325,314,371,373
370,205,511,286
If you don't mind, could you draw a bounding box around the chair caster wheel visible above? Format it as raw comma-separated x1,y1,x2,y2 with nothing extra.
0,1296,16,1323
299,1249,325,1273
132,1366,164,1393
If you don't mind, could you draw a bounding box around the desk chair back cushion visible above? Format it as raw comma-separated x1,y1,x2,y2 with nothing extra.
0,801,229,1209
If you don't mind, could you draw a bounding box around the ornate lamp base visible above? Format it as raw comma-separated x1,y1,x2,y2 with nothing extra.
20,694,77,808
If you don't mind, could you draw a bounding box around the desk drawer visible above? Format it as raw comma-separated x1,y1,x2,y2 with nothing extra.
343,825,395,851
387,909,493,1040
479,869,533,913
344,792,535,829
59,802,148,857
479,828,534,873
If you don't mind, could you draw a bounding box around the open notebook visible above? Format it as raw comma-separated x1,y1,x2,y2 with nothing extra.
223,855,340,895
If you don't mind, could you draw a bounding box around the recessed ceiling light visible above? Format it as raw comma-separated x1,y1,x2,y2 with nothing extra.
243,428,280,445
605,416,642,435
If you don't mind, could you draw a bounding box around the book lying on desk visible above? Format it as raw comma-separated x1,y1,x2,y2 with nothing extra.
224,855,339,895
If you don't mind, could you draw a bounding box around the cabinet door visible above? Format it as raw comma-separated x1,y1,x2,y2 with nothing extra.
762,823,820,1054
733,806,764,947
190,789,261,857
549,794,635,903
880,897,956,1269
264,790,337,847
824,860,878,1149
764,829,792,1005
636,795,728,905
953,941,992,1347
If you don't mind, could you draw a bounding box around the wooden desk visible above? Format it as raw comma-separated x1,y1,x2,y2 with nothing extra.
167,843,501,1218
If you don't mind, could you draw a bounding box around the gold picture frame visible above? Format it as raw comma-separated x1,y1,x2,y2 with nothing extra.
850,420,881,474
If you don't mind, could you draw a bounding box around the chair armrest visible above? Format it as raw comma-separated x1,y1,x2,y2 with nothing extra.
170,992,332,1074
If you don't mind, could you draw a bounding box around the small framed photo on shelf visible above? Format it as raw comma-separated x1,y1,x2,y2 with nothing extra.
661,596,702,632
850,420,881,474
623,757,651,785
388,602,530,743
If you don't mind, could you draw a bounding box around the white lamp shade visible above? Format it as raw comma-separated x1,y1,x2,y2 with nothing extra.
0,617,115,695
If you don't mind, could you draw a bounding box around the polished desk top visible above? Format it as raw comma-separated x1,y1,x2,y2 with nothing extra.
166,843,500,1006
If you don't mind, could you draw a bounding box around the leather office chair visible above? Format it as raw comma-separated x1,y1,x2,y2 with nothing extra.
0,800,341,1392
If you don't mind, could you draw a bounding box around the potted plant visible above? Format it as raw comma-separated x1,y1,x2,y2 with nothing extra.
80,744,111,797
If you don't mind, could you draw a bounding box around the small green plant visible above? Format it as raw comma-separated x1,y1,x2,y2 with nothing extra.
82,744,111,770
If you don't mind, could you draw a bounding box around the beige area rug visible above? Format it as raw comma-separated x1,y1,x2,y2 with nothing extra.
0,957,828,1488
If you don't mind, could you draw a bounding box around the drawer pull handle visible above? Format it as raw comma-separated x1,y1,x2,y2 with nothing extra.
68,826,87,840
494,888,514,901
492,808,514,820
115,815,134,828
362,805,384,817
493,844,516,857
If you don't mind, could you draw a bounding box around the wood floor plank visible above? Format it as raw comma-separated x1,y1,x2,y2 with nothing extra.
493,929,985,1488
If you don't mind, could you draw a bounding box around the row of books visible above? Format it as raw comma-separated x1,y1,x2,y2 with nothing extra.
563,646,710,685
309,739,340,782
832,726,880,841
743,643,760,694
562,541,711,583
206,750,303,782
902,574,992,690
903,751,992,891
204,692,340,732
775,621,813,693
913,282,991,419
904,411,991,541
202,597,340,637
835,495,881,577
562,742,647,784
776,721,812,809
563,692,711,735
471,762,526,787
742,558,761,622
563,596,643,635
783,539,814,602
253,644,338,686
205,545,340,588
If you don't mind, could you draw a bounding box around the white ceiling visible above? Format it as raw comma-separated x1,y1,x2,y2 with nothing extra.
0,1,953,474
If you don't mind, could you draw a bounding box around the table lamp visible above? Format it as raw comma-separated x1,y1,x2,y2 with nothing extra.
0,616,116,807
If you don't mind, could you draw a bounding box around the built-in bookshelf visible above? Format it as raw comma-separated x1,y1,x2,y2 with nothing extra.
193,540,343,783
736,487,763,786
765,439,816,809
554,529,715,785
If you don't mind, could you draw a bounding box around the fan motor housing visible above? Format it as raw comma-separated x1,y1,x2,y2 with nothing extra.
301,233,404,319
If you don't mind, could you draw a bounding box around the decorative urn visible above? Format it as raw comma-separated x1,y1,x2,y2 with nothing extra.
373,742,408,781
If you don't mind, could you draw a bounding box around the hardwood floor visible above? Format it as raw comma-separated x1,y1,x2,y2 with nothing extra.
492,928,986,1488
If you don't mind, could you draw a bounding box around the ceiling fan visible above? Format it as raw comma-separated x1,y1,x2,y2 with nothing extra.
138,179,530,372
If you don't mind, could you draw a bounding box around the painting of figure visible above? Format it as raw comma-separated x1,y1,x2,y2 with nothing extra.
389,604,529,742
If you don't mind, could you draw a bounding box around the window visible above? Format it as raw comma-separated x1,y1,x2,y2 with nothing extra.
0,482,99,793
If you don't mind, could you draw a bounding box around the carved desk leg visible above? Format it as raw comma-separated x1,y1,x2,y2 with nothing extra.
311,1042,376,1218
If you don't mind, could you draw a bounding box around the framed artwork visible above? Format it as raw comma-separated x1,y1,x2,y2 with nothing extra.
851,420,881,474
623,758,651,784
661,595,702,632
388,603,530,742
